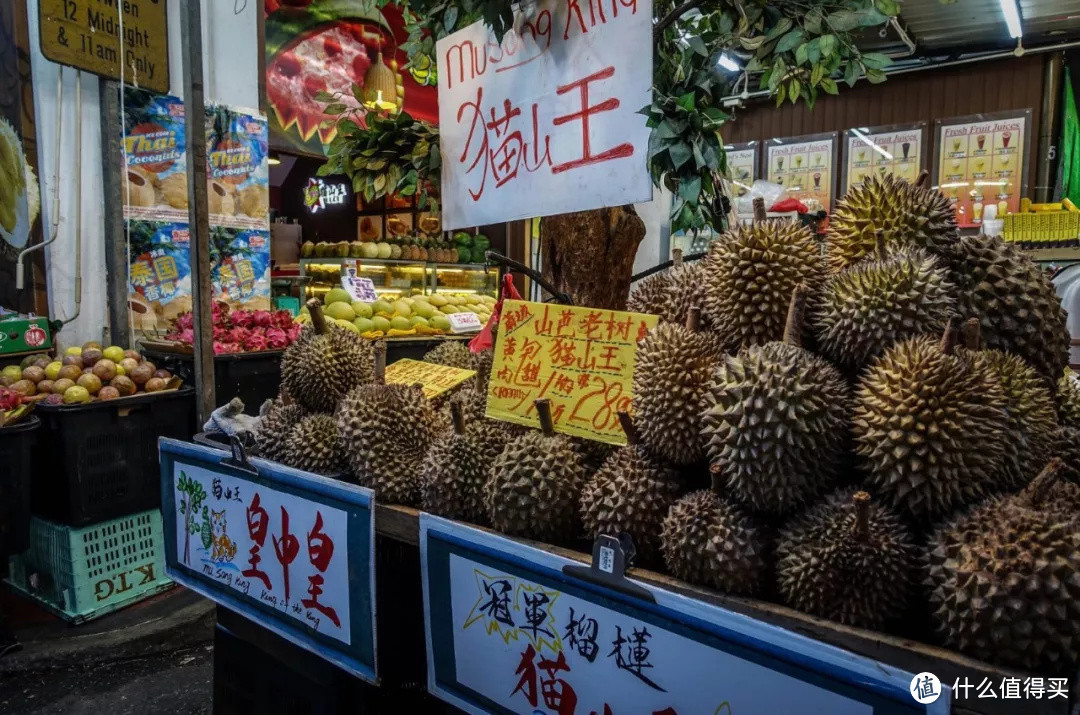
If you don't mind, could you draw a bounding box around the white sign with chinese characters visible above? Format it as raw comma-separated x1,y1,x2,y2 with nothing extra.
171,463,352,643
342,261,378,302
436,0,654,229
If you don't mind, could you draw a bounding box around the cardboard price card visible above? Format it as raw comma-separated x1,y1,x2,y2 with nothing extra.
384,358,476,399
486,301,659,445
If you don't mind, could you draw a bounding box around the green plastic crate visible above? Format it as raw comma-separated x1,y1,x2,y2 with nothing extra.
5,509,172,623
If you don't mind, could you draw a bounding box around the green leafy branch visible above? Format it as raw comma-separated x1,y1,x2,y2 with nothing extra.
316,88,441,211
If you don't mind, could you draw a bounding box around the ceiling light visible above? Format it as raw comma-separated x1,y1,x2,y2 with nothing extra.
717,53,740,72
268,155,281,166
998,0,1023,38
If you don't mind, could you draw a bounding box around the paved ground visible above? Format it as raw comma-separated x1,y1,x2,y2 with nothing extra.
0,645,212,715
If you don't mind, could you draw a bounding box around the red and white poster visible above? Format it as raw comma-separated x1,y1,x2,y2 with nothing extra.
436,0,654,229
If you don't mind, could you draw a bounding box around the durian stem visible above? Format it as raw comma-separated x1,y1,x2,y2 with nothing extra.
672,248,683,267
374,341,387,383
617,411,639,445
752,197,767,224
307,299,328,335
873,230,887,260
709,463,724,493
961,317,981,350
535,399,555,437
852,491,871,539
782,285,808,348
450,400,466,435
686,306,702,332
938,316,958,355
915,169,929,188
1029,458,1064,507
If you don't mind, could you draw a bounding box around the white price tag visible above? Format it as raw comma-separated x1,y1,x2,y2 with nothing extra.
598,545,615,574
447,311,483,334
341,261,378,302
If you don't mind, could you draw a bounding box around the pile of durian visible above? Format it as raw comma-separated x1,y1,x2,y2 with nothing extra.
255,172,1080,676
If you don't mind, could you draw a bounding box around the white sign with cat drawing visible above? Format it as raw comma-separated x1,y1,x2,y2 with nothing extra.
170,462,352,643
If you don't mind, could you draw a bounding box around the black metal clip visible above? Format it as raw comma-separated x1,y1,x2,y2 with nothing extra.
562,533,656,603
221,434,258,476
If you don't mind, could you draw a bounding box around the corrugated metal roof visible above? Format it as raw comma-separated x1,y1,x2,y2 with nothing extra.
898,0,1080,52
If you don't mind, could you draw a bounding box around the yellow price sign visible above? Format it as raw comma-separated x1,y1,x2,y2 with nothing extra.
485,300,659,445
39,0,170,94
384,358,476,400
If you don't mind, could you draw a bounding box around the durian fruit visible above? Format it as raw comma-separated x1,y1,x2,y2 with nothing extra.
925,459,1080,673
959,319,1057,491
422,340,473,370
627,249,705,326
281,300,374,412
776,489,915,630
484,399,587,543
336,342,441,505
825,171,958,272
703,200,824,350
703,286,849,515
254,396,305,462
283,413,344,475
579,413,682,565
852,319,1009,519
946,234,1069,387
660,467,768,595
1054,371,1080,481
626,266,674,319
633,307,726,466
813,235,956,369
421,400,509,524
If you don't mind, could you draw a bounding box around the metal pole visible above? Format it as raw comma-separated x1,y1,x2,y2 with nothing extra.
1035,52,1064,203
100,80,130,347
180,0,216,426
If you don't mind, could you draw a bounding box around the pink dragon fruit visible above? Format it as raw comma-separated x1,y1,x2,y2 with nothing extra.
175,312,195,331
286,323,303,342
227,326,252,345
272,310,294,330
214,342,243,354
265,327,290,350
243,331,269,352
251,310,273,328
230,310,255,329
213,326,230,342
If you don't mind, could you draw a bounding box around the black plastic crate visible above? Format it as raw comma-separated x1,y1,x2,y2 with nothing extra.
143,349,283,411
31,388,196,526
0,415,39,555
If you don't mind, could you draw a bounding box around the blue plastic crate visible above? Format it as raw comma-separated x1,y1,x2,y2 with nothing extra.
6,509,172,623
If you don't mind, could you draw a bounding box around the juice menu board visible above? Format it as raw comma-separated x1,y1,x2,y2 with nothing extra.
935,110,1030,227
726,142,759,198
842,123,926,194
765,132,838,211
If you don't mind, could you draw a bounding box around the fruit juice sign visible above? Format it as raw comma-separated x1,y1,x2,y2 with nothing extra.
159,438,377,682
766,134,837,210
486,300,658,445
421,515,945,715
843,124,925,193
384,358,476,399
437,0,654,229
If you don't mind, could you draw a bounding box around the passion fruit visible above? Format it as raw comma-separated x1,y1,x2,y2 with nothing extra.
110,375,137,396
76,373,103,396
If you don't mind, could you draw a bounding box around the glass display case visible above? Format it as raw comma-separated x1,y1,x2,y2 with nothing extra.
299,259,498,300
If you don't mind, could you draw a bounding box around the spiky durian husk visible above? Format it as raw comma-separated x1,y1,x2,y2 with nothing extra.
962,350,1058,491
814,248,956,368
853,336,1009,519
776,489,915,629
571,437,616,472
254,397,305,462
627,270,674,319
825,173,958,272
423,340,474,370
1055,371,1080,428
660,490,767,595
283,414,344,475
702,343,849,515
628,261,706,327
702,221,824,350
421,420,508,524
280,324,374,412
946,235,1069,388
336,383,440,505
484,430,586,543
633,322,726,466
925,492,1080,673
579,445,681,565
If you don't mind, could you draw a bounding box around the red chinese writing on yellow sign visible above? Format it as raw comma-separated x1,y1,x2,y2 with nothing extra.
383,358,477,399
486,301,658,444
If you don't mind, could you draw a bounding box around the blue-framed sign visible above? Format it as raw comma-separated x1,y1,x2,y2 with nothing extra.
159,438,377,683
420,515,950,714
